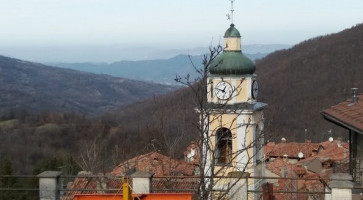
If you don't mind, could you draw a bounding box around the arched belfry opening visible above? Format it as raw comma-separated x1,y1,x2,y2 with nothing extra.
215,127,233,164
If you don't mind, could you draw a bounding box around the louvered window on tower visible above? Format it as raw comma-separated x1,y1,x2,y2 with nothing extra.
215,128,232,164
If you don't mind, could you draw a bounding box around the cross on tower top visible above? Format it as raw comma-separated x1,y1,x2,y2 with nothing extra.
227,0,236,24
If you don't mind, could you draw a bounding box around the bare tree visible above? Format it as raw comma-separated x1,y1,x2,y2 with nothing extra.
175,45,266,200
74,121,111,174
76,137,107,173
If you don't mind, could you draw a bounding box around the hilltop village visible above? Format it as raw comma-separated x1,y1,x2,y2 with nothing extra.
0,14,363,200
61,24,361,200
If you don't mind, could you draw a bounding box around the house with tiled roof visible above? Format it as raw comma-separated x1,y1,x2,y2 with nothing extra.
111,152,196,177
264,139,349,200
265,158,325,200
321,89,363,184
62,152,198,200
304,139,349,167
265,138,323,163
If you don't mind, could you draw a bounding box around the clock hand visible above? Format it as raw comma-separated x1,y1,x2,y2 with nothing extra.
222,86,226,93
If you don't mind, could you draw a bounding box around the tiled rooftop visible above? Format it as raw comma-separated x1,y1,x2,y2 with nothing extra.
111,152,196,176
265,158,307,177
322,94,363,133
266,141,321,159
312,140,349,161
63,152,198,200
63,137,351,200
265,139,349,200
61,172,123,200
266,157,326,200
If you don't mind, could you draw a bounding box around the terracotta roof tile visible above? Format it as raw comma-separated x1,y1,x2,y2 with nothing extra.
265,158,309,177
61,172,123,200
300,140,349,163
152,177,199,192
322,94,363,133
264,142,276,156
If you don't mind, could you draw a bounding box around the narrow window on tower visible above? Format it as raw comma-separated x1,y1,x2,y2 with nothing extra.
210,81,213,99
215,128,232,165
255,125,261,163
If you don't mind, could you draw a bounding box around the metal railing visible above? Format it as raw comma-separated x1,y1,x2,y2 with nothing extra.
0,174,349,200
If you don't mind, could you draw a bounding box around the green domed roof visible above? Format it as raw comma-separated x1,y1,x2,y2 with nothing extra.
210,24,255,75
224,24,240,37
209,51,255,75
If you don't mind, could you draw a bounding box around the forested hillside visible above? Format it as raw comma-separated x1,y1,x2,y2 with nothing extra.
0,88,196,174
0,55,176,114
256,23,363,141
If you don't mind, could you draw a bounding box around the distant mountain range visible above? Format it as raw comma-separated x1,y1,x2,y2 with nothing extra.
0,55,175,114
46,44,290,84
0,43,286,115
48,55,203,85
1,43,291,63
146,44,291,59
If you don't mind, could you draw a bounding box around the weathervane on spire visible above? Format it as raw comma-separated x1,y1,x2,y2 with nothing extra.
226,0,236,24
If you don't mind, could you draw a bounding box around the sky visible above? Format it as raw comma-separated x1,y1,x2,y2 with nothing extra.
0,0,362,62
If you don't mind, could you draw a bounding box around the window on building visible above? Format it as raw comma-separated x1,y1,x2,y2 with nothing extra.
216,128,232,164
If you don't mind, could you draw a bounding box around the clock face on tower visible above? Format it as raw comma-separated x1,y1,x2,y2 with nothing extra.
215,81,233,100
252,80,259,99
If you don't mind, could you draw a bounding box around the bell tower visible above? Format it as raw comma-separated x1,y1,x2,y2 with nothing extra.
205,23,267,198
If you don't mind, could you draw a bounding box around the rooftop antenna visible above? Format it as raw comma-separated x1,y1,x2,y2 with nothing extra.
328,129,334,142
304,128,307,156
226,0,236,24
304,129,307,142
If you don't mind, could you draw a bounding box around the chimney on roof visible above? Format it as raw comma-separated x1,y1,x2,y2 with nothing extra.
281,167,287,178
337,137,342,148
131,171,154,194
352,88,359,103
283,154,288,162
